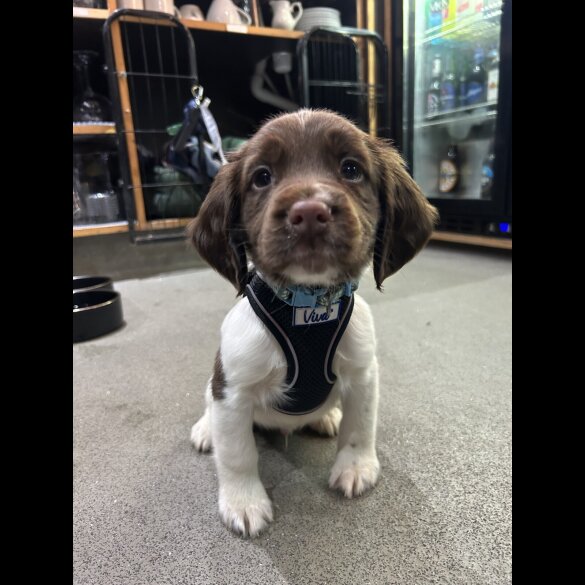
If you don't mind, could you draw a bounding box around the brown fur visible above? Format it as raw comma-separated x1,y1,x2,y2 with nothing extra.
211,350,225,400
187,109,438,294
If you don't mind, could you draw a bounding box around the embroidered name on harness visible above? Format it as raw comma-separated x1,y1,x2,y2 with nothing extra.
293,304,340,326
245,273,355,416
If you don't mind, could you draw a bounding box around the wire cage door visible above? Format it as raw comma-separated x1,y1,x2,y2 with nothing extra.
103,9,201,242
297,27,390,139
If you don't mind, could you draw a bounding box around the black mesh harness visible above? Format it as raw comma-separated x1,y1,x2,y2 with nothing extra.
245,273,355,415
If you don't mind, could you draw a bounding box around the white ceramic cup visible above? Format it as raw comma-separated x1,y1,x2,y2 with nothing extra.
143,0,176,14
179,3,204,20
206,0,252,25
272,51,292,74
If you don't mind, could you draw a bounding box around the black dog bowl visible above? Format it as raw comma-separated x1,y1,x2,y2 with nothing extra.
73,275,113,294
73,290,124,343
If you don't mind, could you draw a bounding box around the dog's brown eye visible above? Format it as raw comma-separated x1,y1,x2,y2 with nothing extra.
340,160,363,182
252,168,272,188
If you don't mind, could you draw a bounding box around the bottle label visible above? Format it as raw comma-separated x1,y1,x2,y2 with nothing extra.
458,82,467,107
467,81,484,104
487,69,499,101
439,160,459,192
457,0,471,15
428,1,442,28
481,164,494,195
428,93,440,115
442,0,456,21
441,81,456,110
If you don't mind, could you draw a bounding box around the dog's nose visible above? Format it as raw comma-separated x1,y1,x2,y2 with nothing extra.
288,200,332,235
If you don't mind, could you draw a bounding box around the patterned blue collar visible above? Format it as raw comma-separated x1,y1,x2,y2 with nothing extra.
256,273,359,308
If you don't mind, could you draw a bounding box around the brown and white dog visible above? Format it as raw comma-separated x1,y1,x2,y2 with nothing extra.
188,109,438,537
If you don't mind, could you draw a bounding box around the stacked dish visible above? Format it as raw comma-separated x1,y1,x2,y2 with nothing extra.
295,7,341,32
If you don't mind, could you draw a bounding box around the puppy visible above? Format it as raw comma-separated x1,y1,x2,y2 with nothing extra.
188,109,438,537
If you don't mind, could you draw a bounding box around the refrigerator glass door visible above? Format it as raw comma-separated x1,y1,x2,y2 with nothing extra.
404,1,504,202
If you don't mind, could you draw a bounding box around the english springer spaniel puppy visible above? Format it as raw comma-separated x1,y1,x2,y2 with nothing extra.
188,109,438,537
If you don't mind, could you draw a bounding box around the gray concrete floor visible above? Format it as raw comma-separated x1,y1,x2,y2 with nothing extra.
73,243,512,585
74,232,205,281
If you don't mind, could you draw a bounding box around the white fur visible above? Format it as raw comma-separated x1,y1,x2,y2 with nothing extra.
281,265,341,285
190,293,380,537
307,405,342,436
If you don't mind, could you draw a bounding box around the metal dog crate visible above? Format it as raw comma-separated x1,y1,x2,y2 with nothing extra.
297,27,390,139
103,9,200,242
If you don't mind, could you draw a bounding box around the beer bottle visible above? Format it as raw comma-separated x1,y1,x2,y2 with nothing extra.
486,46,500,102
480,141,495,198
439,144,460,193
427,53,442,115
467,47,487,105
440,53,457,111
457,54,468,108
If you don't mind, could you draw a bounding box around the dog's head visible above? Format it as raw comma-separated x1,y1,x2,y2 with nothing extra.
188,109,438,294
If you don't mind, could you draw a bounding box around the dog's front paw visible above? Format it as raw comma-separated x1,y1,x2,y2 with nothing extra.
190,411,212,452
307,406,342,437
329,447,380,498
219,483,273,538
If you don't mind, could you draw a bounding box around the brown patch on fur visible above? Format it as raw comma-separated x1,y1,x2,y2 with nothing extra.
367,139,439,289
239,112,382,285
186,148,248,295
244,175,377,281
211,350,225,400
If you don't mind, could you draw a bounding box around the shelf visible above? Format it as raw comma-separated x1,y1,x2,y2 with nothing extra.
145,218,192,230
181,18,304,39
73,219,191,238
423,100,497,120
114,12,303,40
73,7,109,20
417,101,497,129
431,231,511,249
420,6,503,45
417,108,496,129
73,7,303,39
73,123,116,135
73,221,129,238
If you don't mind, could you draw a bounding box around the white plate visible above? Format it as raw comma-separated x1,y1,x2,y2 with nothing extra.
296,19,341,31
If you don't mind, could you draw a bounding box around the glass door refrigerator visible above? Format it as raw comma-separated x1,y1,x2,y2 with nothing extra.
400,0,512,238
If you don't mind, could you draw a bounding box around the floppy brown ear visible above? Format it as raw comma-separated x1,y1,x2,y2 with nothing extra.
370,139,439,290
186,151,248,295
